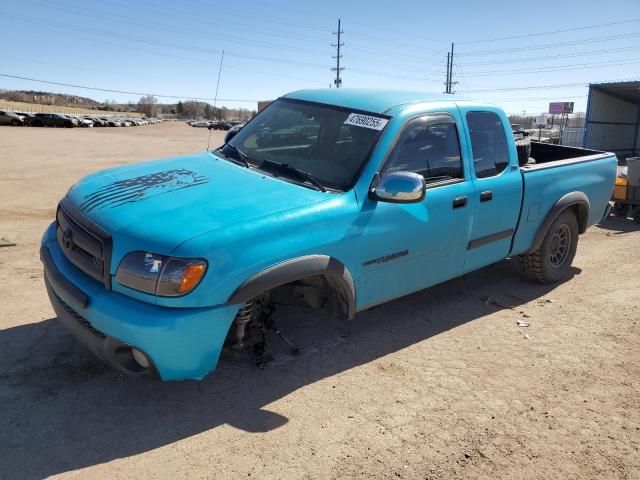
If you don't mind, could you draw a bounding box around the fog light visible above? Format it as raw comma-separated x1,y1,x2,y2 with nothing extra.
131,348,150,369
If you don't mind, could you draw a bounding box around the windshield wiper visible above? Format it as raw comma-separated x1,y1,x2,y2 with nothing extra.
217,144,250,168
260,158,327,192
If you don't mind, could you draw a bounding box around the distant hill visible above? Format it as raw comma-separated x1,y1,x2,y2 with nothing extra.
0,89,256,119
0,89,100,107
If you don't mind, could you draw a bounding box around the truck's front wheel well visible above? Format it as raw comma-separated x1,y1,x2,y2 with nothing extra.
264,274,350,319
225,274,353,355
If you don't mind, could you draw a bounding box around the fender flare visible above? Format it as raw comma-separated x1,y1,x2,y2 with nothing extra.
528,191,590,253
227,255,356,320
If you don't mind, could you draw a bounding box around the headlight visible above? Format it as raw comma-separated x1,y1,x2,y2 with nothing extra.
116,251,207,296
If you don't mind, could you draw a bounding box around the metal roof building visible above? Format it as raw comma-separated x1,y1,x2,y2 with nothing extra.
583,81,640,160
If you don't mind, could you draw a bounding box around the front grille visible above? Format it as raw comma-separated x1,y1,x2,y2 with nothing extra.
54,292,106,339
56,199,112,289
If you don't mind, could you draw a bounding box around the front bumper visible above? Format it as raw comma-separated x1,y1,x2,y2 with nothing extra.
41,223,239,381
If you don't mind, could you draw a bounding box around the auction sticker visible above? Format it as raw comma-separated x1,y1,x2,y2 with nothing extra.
344,113,388,130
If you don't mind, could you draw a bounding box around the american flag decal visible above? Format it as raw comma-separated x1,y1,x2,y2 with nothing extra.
80,169,209,212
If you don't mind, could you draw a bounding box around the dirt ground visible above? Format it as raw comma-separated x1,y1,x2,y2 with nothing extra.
0,123,638,480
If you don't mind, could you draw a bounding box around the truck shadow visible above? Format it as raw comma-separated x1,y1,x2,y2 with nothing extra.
0,259,579,479
596,215,640,234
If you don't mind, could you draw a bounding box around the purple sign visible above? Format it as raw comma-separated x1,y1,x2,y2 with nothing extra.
549,102,574,114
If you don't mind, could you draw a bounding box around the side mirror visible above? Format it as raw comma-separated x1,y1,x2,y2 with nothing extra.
224,128,239,144
370,171,425,203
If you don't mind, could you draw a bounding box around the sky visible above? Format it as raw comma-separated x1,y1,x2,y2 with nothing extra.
1,0,639,115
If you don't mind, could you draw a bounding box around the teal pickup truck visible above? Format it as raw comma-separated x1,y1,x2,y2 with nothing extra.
41,89,616,380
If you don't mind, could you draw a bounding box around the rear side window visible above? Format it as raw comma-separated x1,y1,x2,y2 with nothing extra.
381,116,463,182
467,111,509,178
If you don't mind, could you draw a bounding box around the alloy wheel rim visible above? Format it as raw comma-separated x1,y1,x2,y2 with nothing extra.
549,224,570,268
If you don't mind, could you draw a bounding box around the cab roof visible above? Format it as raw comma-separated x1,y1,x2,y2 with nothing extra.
283,88,464,115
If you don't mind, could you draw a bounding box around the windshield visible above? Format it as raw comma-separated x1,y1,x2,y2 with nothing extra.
223,98,389,191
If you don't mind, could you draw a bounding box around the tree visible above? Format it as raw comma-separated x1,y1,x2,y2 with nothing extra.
181,101,205,119
137,95,158,117
176,101,184,115
204,103,213,120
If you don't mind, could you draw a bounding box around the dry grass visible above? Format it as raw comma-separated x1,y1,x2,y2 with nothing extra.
0,99,142,117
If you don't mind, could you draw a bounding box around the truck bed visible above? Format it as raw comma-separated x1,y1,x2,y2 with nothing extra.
511,144,617,256
528,141,609,166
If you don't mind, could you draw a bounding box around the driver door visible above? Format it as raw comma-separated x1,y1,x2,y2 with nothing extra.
356,113,476,309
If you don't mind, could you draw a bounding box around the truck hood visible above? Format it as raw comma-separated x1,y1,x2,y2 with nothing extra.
65,151,330,256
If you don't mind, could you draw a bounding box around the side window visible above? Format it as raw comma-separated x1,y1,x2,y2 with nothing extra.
381,117,463,182
466,111,509,178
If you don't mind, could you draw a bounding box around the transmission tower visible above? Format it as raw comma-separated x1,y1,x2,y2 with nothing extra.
331,19,344,88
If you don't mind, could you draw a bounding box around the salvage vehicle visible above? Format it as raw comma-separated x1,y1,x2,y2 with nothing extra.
40,89,616,381
73,116,94,128
101,117,121,127
28,113,77,128
0,110,25,126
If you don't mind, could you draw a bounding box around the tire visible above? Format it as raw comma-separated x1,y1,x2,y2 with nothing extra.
633,208,640,225
520,210,579,284
613,202,629,218
515,138,531,167
10,119,20,126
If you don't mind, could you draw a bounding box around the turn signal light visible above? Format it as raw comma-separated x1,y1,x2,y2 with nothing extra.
178,264,207,294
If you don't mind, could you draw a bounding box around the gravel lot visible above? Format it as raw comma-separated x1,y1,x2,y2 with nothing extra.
0,123,638,480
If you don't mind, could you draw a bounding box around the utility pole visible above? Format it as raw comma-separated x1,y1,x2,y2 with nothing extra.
445,43,456,94
331,19,344,88
448,42,455,94
445,52,450,93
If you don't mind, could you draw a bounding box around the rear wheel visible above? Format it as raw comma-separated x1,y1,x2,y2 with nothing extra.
10,119,20,126
520,210,579,283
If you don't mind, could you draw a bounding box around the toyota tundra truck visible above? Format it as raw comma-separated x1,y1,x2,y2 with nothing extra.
41,89,617,380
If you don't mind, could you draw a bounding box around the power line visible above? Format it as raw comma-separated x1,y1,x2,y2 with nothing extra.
331,19,345,88
347,31,445,56
4,10,329,59
497,95,588,103
347,68,441,83
459,58,640,77
458,17,640,44
18,0,447,68
459,79,640,94
460,45,640,66
3,12,445,81
457,32,640,56
0,73,260,102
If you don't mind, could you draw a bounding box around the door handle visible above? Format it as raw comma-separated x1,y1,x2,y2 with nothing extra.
480,191,493,202
453,196,468,209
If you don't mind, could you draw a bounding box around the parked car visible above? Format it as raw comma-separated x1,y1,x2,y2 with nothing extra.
27,113,77,128
87,116,107,127
0,111,25,126
73,117,93,128
222,121,246,141
101,117,121,127
40,89,616,381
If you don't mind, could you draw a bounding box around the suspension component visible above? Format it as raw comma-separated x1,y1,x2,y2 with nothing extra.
232,300,254,351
